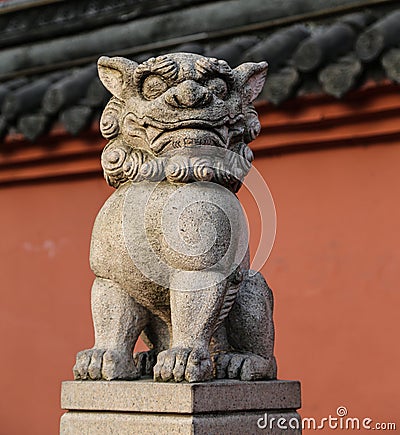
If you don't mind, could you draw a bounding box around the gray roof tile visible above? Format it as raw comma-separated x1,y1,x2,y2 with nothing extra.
0,1,399,143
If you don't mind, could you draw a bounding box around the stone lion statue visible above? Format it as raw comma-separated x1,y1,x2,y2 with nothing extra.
73,52,277,383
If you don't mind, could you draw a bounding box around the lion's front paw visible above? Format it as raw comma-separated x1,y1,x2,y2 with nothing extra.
212,352,277,381
73,348,140,381
153,347,212,383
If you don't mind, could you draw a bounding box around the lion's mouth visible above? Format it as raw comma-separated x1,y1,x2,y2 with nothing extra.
142,114,243,154
149,127,227,154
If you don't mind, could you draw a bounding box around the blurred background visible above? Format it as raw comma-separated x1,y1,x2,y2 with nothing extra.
0,0,399,433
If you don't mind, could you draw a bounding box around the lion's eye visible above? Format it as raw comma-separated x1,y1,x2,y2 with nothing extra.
206,77,228,99
142,75,168,100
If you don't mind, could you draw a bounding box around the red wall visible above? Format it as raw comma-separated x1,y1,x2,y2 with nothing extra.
0,178,113,435
1,91,399,433
246,142,400,428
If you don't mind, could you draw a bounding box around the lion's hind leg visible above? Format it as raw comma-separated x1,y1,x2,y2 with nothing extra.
73,277,149,380
216,271,277,381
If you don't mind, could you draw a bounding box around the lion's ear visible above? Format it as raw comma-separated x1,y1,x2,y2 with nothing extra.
234,61,268,103
98,56,138,99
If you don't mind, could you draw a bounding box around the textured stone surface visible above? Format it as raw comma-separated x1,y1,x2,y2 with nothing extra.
61,379,301,413
72,52,278,384
61,379,302,434
60,410,302,435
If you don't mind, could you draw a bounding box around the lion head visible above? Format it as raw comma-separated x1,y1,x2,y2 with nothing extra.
97,52,267,191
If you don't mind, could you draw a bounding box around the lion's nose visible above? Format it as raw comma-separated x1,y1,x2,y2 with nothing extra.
165,80,211,108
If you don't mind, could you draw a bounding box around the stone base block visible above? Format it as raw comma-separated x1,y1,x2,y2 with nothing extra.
60,379,302,434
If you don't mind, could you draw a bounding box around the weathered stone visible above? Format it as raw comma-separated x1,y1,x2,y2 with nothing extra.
61,379,301,413
61,379,302,434
60,410,302,435
72,52,278,385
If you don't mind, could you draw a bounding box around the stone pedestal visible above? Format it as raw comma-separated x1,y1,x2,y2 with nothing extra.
60,379,302,434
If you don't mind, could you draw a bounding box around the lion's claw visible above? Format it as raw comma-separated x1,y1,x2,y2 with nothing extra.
73,348,140,380
212,352,277,381
154,347,212,382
